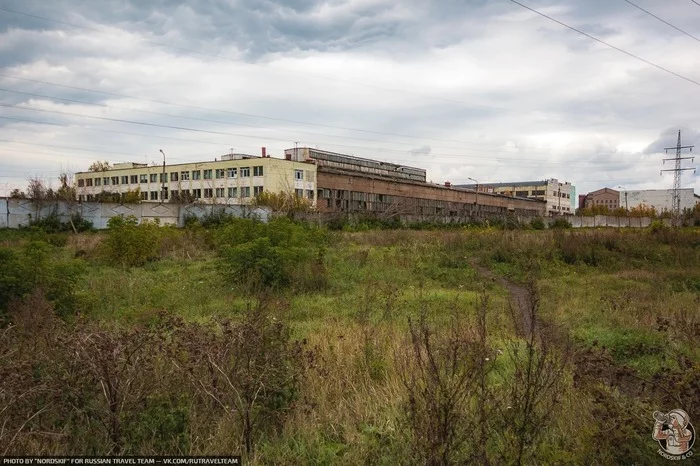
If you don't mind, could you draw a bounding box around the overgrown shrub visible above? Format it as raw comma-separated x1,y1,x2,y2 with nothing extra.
103,215,181,267
28,212,93,233
0,241,86,320
530,217,545,230
171,305,304,456
549,218,572,229
216,218,328,292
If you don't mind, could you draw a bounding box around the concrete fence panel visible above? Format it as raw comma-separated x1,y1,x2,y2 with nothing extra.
0,198,7,229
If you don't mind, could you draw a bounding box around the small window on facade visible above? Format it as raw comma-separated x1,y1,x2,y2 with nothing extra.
192,188,201,199
253,166,263,176
112,176,119,185
94,178,101,186
171,190,179,200
160,173,167,183
295,189,303,198
215,188,225,197
86,178,93,187
307,190,314,200
140,174,148,183
294,170,303,180
103,177,110,186
240,167,250,177
141,191,148,200
204,188,213,198
162,189,168,200
121,176,128,184
203,169,212,180
170,172,178,182
215,169,225,179
228,187,238,198
78,179,85,187
130,175,138,184
192,170,201,180
241,187,250,198
150,191,158,200
150,174,157,183
181,171,189,181
227,168,237,178
253,186,263,196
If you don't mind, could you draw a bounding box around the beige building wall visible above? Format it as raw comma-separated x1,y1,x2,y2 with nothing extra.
479,179,574,215
75,157,317,205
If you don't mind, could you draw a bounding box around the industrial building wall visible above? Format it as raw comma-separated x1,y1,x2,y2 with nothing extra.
623,188,696,213
316,170,546,217
75,158,317,205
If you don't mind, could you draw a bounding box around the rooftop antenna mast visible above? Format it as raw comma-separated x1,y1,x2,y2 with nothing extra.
662,130,694,226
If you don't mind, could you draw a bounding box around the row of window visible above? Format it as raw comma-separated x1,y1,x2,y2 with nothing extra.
78,166,265,187
79,186,268,202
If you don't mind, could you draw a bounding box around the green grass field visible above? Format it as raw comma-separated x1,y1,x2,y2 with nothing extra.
1,220,698,464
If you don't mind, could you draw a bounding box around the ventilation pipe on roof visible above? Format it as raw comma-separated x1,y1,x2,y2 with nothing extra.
262,147,267,158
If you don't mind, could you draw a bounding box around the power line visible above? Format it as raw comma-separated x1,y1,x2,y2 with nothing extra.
0,6,512,113
0,87,540,154
507,0,700,87
0,107,640,167
691,0,700,7
623,0,700,43
0,73,553,152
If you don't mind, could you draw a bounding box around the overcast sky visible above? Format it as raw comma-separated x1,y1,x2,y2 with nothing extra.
1,0,699,202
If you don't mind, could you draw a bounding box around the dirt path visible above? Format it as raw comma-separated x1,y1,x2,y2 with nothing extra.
472,263,534,339
471,262,681,404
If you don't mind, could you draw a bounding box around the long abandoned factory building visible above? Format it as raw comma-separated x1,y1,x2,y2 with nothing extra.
75,147,546,218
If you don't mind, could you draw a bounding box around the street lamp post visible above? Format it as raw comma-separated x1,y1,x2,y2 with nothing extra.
159,149,166,204
616,185,628,213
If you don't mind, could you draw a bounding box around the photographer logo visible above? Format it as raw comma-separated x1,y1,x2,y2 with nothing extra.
652,409,695,460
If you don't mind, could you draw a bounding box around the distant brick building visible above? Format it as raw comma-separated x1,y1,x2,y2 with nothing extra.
284,147,546,218
580,188,620,210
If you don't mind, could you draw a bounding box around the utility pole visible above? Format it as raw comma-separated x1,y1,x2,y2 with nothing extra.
662,130,694,226
294,141,299,161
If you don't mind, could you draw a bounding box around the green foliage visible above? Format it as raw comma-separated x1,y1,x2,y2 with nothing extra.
28,213,93,233
0,241,86,319
530,217,545,230
125,394,189,453
103,215,180,267
648,219,669,234
549,217,572,229
216,218,328,292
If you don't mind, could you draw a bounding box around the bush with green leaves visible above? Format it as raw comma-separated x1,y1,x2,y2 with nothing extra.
215,218,327,292
103,215,181,267
28,212,93,233
530,217,546,230
549,218,572,229
0,241,86,320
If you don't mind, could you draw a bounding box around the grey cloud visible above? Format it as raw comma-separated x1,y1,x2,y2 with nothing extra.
643,127,700,154
409,145,431,156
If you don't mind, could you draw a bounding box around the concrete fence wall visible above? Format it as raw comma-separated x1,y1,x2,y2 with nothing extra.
0,198,270,229
291,211,663,229
0,198,663,230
